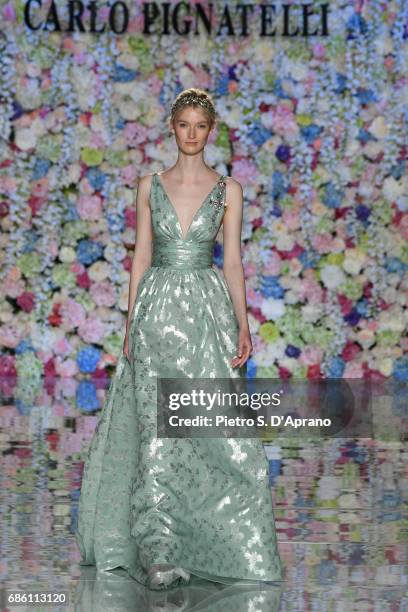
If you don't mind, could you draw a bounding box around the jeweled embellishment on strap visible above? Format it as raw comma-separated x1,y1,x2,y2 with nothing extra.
209,176,227,211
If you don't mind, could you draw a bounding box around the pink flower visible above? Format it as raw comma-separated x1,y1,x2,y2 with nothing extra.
298,278,323,304
146,74,163,96
124,207,136,229
121,165,138,185
282,209,300,231
3,278,25,298
312,43,326,60
90,132,106,148
60,299,86,330
32,177,49,198
299,346,323,366
90,281,116,307
231,158,258,185
124,122,149,147
0,322,25,348
78,315,106,343
76,195,102,221
17,291,35,313
0,174,17,195
55,357,78,377
263,252,282,275
70,262,85,274
343,362,364,377
271,104,298,137
244,262,257,277
0,355,16,377
2,2,16,21
312,233,335,254
54,337,72,356
246,288,264,308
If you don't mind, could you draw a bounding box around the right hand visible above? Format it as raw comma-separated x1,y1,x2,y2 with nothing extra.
123,334,130,362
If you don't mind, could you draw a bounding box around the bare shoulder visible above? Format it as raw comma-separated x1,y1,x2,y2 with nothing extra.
138,172,155,188
224,176,243,207
136,172,155,197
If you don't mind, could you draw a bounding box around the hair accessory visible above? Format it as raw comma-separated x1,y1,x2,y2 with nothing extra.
171,92,216,122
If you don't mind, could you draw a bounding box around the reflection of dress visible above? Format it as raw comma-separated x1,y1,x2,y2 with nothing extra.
75,172,283,590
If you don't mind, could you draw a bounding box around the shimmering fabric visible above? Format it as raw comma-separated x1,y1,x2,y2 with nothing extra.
75,172,283,590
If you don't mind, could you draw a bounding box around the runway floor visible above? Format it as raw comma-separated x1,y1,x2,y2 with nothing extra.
0,376,407,611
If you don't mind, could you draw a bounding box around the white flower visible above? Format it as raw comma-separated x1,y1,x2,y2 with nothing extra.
59,247,76,264
15,128,37,150
342,249,366,275
368,116,389,139
383,176,406,201
260,298,285,320
320,265,346,289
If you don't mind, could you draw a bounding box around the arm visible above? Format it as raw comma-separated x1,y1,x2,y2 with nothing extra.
125,174,153,338
222,178,253,368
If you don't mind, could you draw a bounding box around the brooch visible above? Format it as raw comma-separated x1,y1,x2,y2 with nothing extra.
209,177,227,211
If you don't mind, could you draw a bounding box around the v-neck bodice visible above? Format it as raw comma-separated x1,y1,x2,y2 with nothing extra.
155,172,226,241
150,171,227,248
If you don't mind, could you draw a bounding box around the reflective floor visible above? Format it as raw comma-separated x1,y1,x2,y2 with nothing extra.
0,376,407,611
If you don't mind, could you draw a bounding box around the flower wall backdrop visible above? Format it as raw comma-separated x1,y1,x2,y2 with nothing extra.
0,0,407,411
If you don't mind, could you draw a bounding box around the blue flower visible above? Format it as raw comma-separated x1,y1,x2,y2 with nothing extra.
299,250,321,269
15,339,35,354
356,298,369,317
390,160,406,180
344,308,360,326
227,65,239,81
76,346,101,373
322,183,343,209
15,398,32,416
285,345,301,359
346,13,367,38
318,559,337,583
246,358,257,379
275,145,290,164
259,276,285,299
106,212,125,233
63,204,80,222
300,124,323,144
215,75,229,96
326,356,345,377
386,257,407,275
76,380,100,412
270,204,282,218
357,88,377,106
356,205,371,222
113,63,137,82
393,356,408,381
358,128,375,145
268,459,281,486
392,382,408,417
77,239,104,266
86,167,106,191
273,78,291,99
32,158,52,180
21,230,40,253
248,121,272,146
271,170,288,199
333,72,347,94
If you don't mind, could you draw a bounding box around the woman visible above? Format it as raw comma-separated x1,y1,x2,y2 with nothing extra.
75,88,283,590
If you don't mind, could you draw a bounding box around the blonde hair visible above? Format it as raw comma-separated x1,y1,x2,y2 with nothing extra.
169,88,216,128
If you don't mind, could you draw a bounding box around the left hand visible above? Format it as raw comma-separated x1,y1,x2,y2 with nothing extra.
231,326,253,368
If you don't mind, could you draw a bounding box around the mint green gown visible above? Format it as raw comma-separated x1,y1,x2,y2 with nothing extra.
75,172,283,591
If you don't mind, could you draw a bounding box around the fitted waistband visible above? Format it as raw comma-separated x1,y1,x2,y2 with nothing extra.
151,238,214,269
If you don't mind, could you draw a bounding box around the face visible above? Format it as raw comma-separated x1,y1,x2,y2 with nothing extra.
170,106,214,155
